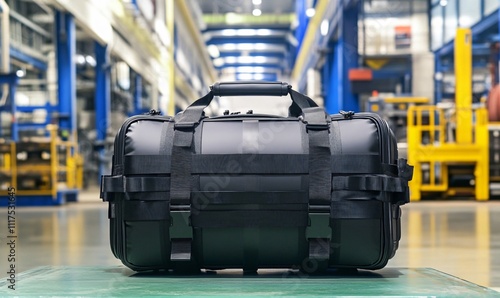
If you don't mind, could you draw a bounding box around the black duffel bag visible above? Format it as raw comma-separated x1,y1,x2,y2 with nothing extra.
101,81,413,272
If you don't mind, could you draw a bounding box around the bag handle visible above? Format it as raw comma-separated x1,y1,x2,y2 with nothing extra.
211,81,289,97
174,81,327,131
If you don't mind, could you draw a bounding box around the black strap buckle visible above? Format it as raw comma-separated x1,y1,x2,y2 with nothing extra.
174,121,198,130
301,107,330,132
305,122,330,131
339,110,355,119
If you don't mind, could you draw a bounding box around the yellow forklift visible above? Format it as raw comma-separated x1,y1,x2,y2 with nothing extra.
0,73,83,205
407,28,489,201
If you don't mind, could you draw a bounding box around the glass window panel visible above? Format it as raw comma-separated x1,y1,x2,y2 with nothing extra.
444,0,457,43
431,5,444,50
459,0,480,27
484,0,499,16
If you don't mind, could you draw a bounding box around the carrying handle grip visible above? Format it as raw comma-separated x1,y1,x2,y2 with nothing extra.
210,81,290,97
174,81,328,130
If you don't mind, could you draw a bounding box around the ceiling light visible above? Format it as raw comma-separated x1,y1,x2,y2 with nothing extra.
16,69,25,77
76,54,86,65
320,20,329,36
213,58,224,67
252,9,262,16
439,0,448,6
85,55,97,67
207,44,220,58
237,73,253,80
252,0,262,5
306,8,315,18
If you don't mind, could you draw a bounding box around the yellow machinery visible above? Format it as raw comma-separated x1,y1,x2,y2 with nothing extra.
407,28,489,201
367,96,430,140
0,125,83,205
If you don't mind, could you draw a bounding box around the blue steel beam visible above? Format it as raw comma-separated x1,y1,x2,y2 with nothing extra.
434,8,499,57
495,5,500,84
55,11,76,134
133,73,142,115
295,0,309,57
323,0,360,114
218,52,286,58
9,47,48,71
94,41,110,177
0,73,19,140
207,38,289,45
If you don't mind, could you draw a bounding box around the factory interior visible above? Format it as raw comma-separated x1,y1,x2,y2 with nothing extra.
0,0,500,296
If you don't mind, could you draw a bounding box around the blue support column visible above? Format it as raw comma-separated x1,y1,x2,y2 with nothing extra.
134,73,142,115
435,55,442,103
55,11,76,135
94,42,110,178
324,1,360,114
497,6,500,85
0,73,19,140
295,0,309,57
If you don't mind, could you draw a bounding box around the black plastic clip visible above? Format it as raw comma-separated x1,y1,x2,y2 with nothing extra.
339,110,355,119
147,109,161,116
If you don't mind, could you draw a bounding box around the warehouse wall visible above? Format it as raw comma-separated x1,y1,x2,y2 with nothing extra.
411,10,434,101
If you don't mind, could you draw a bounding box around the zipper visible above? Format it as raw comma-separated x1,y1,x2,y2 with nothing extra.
112,114,172,260
330,112,394,268
330,112,390,164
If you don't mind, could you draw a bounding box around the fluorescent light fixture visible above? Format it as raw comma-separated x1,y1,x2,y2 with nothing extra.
252,0,262,5
220,29,273,36
236,73,267,80
236,66,267,73
253,73,265,80
212,56,281,67
320,19,329,36
76,54,86,65
439,0,447,6
16,69,25,77
213,58,224,67
85,55,97,67
306,8,315,18
217,43,287,53
252,8,262,16
207,44,220,58
237,73,253,80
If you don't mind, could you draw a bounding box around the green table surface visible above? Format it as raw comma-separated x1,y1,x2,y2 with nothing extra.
0,266,498,297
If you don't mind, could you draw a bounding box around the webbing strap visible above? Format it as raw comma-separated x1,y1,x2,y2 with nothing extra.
302,106,332,205
331,175,406,193
102,176,171,193
122,154,395,175
123,201,170,221
170,124,195,205
191,191,308,205
191,210,308,228
170,91,214,206
330,200,383,219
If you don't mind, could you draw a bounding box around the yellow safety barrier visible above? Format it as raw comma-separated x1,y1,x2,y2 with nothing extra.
407,105,489,200
0,125,83,200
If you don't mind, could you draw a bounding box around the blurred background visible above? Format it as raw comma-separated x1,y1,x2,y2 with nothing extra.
0,0,499,292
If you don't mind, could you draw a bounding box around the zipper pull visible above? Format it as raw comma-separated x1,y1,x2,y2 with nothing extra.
147,109,161,116
339,110,355,119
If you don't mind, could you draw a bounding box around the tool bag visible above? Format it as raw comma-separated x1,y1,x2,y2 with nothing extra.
101,82,413,272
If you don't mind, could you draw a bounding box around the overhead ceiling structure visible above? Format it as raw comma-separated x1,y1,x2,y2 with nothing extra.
197,0,298,81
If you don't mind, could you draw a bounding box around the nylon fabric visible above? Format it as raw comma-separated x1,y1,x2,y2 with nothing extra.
123,201,170,221
331,175,406,193
122,154,396,175
191,191,308,205
191,210,308,228
102,175,171,193
330,200,383,219
308,128,332,205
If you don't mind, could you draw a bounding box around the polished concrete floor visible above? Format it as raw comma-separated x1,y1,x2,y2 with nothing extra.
0,190,499,293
